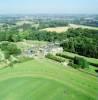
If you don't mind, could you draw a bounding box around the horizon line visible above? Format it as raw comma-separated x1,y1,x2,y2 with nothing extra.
0,13,98,15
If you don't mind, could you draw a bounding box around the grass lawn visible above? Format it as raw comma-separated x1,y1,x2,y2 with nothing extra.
0,58,97,100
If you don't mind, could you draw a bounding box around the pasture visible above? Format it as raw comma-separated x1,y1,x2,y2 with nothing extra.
0,58,97,100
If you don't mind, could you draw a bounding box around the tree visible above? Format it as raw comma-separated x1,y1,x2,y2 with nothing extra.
7,43,21,55
0,42,21,59
73,56,89,69
0,50,5,62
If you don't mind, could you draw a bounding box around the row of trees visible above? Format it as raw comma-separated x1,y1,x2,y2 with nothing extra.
38,20,68,29
56,53,89,69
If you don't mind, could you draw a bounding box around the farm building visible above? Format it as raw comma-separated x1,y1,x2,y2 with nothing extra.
43,45,63,55
22,43,63,58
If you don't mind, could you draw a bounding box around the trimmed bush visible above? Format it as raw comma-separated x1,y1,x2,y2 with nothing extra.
89,62,98,67
57,53,97,67
56,53,74,60
46,54,65,63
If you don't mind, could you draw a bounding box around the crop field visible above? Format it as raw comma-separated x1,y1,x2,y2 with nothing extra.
0,58,97,100
40,27,69,33
40,24,98,33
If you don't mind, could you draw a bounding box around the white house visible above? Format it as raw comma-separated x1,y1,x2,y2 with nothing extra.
22,43,63,58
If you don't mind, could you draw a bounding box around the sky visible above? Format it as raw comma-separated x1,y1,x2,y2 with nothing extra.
0,0,98,14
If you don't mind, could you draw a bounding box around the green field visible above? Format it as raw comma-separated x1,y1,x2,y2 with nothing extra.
0,58,97,100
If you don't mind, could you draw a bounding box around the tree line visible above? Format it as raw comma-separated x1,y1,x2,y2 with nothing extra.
61,28,98,58
38,20,68,29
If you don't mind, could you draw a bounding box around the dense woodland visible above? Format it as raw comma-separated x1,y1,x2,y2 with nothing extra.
61,28,98,58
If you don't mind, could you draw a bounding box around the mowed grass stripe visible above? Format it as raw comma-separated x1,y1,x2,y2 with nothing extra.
0,70,96,98
0,78,31,99
0,71,96,99
0,77,94,100
1,78,65,100
4,78,46,100
0,69,97,97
